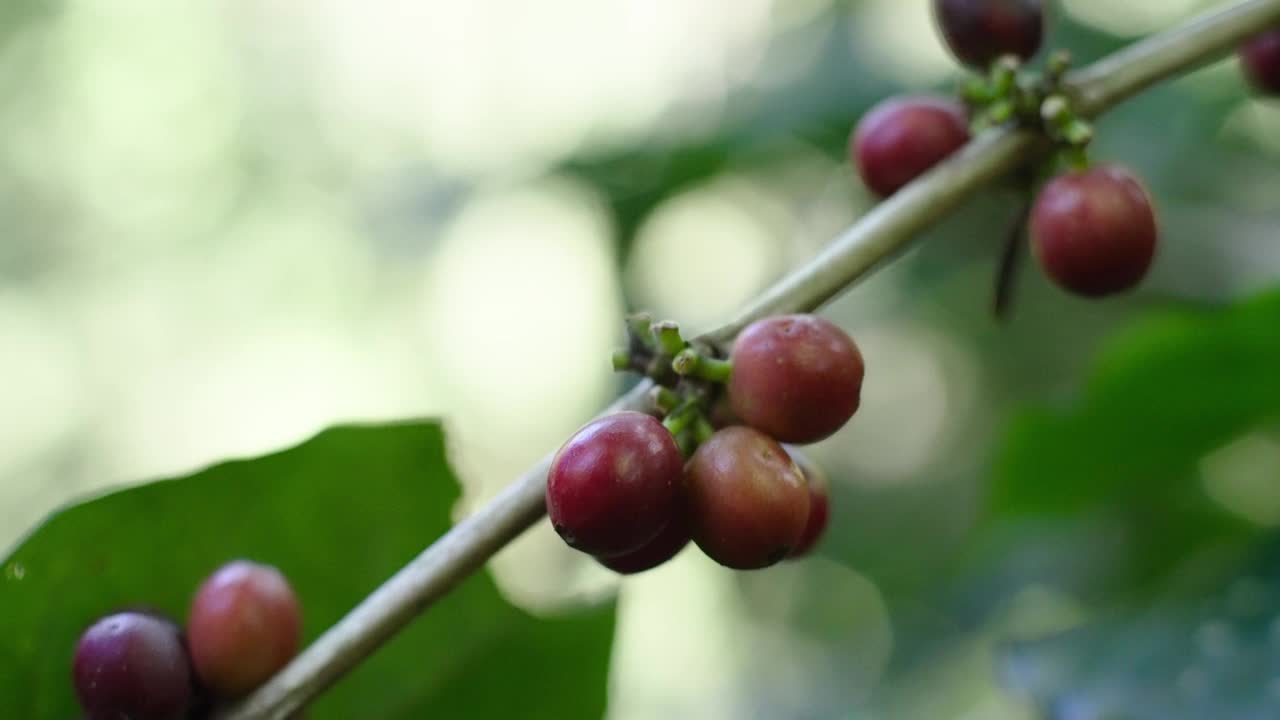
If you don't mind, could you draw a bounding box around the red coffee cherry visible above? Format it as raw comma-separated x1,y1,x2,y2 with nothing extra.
728,314,865,445
73,612,193,720
1030,164,1158,297
685,427,810,570
596,511,690,575
788,452,830,558
187,560,303,698
933,0,1045,69
547,411,683,558
1241,29,1280,95
852,96,971,197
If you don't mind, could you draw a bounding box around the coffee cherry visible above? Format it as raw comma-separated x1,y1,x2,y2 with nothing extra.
932,0,1045,69
685,427,810,570
728,314,864,444
73,612,193,720
547,411,683,557
595,511,690,575
187,560,302,698
852,96,970,197
1241,29,1280,95
1030,164,1158,297
788,454,830,558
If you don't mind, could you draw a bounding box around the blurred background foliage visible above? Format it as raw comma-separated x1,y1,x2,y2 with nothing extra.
3,0,1280,718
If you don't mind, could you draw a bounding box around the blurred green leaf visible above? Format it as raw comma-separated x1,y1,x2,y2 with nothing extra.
999,542,1280,720
973,289,1280,602
0,422,614,719
991,289,1280,516
862,290,1280,679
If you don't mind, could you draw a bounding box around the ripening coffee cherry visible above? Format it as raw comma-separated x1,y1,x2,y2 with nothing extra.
596,511,690,575
187,560,302,698
932,0,1045,69
788,454,830,558
547,411,684,558
1030,164,1158,297
728,314,864,444
685,427,810,570
852,96,970,197
73,612,193,720
1241,29,1280,95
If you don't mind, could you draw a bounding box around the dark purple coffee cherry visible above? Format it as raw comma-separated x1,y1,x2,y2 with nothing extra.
547,411,684,558
728,314,865,445
1030,164,1158,297
788,455,830,558
852,96,971,197
595,510,691,575
932,0,1045,69
73,612,193,720
685,427,810,570
1241,29,1280,95
187,560,302,698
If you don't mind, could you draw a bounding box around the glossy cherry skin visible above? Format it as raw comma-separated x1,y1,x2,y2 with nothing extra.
728,314,865,445
852,96,971,197
187,560,302,698
685,427,811,570
787,450,830,558
1030,164,1158,297
1241,29,1280,94
595,510,691,575
933,0,1045,69
73,612,193,720
547,411,684,558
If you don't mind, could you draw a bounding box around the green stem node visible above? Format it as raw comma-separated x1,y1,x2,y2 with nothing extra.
1063,120,1094,146
652,321,687,357
675,429,696,459
662,403,697,436
1062,145,1091,171
647,386,680,415
696,356,733,383
990,55,1019,95
961,77,995,104
987,99,1015,124
671,349,699,376
1041,95,1070,125
626,313,656,348
693,417,715,445
1047,50,1072,81
670,349,733,383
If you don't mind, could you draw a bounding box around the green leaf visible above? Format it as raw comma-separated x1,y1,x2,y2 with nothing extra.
0,422,615,719
999,542,1280,720
990,289,1280,516
866,290,1280,671
972,291,1280,602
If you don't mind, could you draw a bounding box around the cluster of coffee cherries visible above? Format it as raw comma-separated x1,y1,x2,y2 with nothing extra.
854,0,1162,303
71,560,302,720
546,313,864,573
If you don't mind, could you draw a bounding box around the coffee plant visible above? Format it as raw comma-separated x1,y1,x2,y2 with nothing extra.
4,2,1280,718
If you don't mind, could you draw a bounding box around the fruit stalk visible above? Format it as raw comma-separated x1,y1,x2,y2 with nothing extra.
218,2,1280,717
